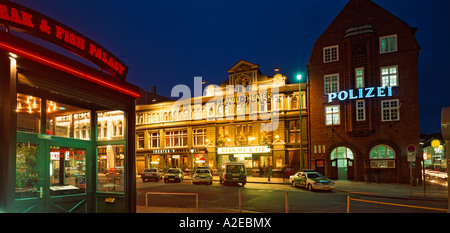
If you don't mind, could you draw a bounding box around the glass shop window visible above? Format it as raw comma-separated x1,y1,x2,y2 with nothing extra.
46,100,90,140
15,142,39,199
17,93,41,133
97,145,125,193
97,111,125,141
49,146,86,196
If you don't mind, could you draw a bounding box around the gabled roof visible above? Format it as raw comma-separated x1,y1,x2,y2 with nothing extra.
227,59,260,74
307,0,420,66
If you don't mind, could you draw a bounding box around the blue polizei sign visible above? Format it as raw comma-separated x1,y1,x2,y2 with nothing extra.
328,86,393,103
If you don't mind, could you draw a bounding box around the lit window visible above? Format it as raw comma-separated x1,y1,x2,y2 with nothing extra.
193,128,206,146
381,99,400,122
355,67,364,88
330,147,354,160
324,74,339,94
323,45,339,63
97,145,125,193
288,120,300,143
50,146,86,196
370,145,396,168
291,96,299,109
325,105,340,125
149,132,160,148
381,66,398,87
380,35,397,54
137,133,144,149
165,130,188,147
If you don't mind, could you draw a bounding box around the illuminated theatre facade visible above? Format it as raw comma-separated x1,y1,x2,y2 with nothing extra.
136,60,307,177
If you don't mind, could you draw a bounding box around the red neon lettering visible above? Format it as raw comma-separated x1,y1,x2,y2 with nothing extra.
88,43,126,75
95,47,103,60
55,25,64,39
20,11,33,28
10,8,22,24
0,4,9,20
55,25,85,50
0,5,34,28
107,57,115,68
89,43,97,55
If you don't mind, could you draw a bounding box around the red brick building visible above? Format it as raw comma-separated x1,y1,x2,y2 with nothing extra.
307,0,421,183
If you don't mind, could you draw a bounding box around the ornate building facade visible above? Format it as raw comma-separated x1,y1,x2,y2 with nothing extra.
136,60,307,177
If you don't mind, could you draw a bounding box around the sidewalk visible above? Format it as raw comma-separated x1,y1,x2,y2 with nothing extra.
240,175,448,201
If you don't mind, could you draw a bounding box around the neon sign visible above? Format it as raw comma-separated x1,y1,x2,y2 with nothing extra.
217,146,271,154
0,1,128,79
328,86,393,103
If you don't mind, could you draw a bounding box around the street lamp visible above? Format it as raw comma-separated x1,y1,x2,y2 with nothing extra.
297,74,304,172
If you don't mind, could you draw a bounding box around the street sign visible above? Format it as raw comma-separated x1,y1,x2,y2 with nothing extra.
407,144,416,153
407,152,416,162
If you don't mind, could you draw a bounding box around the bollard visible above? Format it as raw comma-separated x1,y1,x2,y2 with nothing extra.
347,196,350,213
239,189,241,213
285,191,289,213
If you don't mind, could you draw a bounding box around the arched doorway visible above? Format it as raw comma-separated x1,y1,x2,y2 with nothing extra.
330,147,354,180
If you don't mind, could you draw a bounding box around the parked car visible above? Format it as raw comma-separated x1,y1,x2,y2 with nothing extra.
164,168,184,183
219,162,247,186
141,167,162,182
192,167,213,185
290,170,334,191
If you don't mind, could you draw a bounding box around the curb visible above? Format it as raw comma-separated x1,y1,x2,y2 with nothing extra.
333,188,448,202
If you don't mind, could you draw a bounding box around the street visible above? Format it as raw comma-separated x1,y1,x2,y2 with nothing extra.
136,178,448,213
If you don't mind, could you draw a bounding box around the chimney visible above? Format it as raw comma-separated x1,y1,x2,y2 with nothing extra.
152,86,156,94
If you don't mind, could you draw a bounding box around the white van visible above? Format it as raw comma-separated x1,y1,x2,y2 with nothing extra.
219,162,247,186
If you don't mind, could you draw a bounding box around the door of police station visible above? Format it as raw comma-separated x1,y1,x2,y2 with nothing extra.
15,132,93,213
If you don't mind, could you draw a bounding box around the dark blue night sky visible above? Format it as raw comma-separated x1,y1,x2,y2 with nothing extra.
12,0,450,134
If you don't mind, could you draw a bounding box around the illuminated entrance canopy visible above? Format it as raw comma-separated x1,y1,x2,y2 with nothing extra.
217,146,271,154
0,1,128,79
328,86,393,103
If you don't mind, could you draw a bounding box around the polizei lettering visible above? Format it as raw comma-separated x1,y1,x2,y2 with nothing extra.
328,86,393,103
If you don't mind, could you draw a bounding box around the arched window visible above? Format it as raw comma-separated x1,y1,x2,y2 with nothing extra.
370,145,395,159
137,113,143,124
291,96,299,109
370,145,396,168
330,147,354,160
184,108,189,120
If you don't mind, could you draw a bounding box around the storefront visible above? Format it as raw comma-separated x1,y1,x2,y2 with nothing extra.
217,146,272,176
0,1,139,213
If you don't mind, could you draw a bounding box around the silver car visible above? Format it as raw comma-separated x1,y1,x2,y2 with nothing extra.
192,167,213,185
141,167,162,182
164,168,184,183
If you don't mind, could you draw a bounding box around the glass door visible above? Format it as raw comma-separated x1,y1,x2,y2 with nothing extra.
15,132,45,213
15,132,92,213
46,136,92,213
